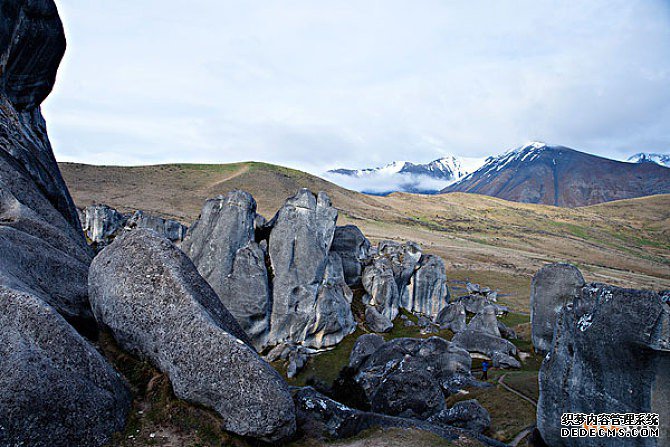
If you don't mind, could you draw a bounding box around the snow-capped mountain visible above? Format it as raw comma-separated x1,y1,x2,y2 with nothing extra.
443,142,670,207
326,156,479,195
627,153,670,168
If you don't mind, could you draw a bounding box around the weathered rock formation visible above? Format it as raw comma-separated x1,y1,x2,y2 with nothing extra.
0,2,131,445
349,336,473,419
182,191,271,349
293,387,504,446
427,399,491,434
81,204,187,249
402,254,450,317
530,263,585,354
451,305,519,368
362,256,401,321
89,230,296,442
537,282,670,447
268,189,355,348
436,302,467,332
331,225,371,286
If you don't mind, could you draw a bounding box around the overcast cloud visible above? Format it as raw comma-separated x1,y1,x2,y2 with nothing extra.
45,0,670,175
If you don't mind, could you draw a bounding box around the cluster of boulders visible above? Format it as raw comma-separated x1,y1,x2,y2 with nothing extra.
79,204,187,249
532,263,670,446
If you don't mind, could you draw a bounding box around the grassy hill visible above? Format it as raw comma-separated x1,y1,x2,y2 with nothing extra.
60,161,670,312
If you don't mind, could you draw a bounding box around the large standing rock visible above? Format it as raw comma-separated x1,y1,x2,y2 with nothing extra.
331,225,371,286
365,305,394,333
362,256,401,321
182,191,271,349
268,189,355,348
0,3,130,446
537,284,670,447
451,306,517,364
402,254,450,318
89,230,296,442
0,285,130,447
531,263,585,354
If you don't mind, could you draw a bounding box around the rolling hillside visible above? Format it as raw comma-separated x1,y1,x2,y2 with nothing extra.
60,161,670,311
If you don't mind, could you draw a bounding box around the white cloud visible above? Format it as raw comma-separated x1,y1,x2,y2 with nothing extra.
45,0,670,174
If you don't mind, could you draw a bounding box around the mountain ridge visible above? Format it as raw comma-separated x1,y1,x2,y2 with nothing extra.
442,142,670,207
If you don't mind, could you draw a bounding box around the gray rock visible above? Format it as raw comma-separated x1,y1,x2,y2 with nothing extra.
348,333,385,370
89,230,296,442
436,302,467,333
352,336,473,413
0,4,128,445
401,254,450,318
537,283,670,447
0,285,130,447
370,363,445,419
125,210,187,242
182,191,271,350
455,294,507,315
365,305,394,333
531,263,585,354
268,190,355,348
497,321,517,340
404,318,417,327
490,351,521,369
451,330,517,358
287,349,309,379
466,282,481,294
293,387,505,445
467,305,501,337
427,400,491,434
378,240,422,290
331,225,371,286
362,256,401,321
82,204,127,247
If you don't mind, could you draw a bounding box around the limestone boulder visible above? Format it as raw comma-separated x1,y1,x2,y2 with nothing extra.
268,190,355,348
365,305,393,333
89,230,296,442
182,191,271,349
401,254,450,318
0,285,130,447
362,256,401,321
530,263,585,354
537,283,670,447
436,302,467,333
331,225,371,286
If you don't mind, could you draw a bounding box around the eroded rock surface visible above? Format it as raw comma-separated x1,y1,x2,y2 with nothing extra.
268,189,355,348
182,191,271,349
537,283,670,447
0,3,129,445
530,263,585,354
331,225,371,286
402,254,450,318
89,230,296,442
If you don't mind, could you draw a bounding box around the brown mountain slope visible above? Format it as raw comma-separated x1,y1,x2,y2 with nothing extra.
60,161,670,311
442,143,670,207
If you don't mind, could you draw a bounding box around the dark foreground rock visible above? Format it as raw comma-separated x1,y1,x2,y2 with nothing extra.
293,387,506,446
427,399,491,433
89,230,296,442
349,335,473,420
0,285,130,447
0,3,132,445
537,283,670,446
530,263,584,354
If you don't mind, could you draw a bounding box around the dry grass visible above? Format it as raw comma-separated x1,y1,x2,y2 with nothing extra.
61,161,670,314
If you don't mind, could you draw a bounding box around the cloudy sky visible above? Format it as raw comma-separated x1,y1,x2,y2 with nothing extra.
46,0,670,174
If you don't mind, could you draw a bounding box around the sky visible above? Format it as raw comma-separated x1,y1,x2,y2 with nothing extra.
45,0,670,176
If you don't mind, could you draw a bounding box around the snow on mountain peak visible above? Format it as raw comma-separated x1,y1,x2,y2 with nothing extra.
627,152,669,168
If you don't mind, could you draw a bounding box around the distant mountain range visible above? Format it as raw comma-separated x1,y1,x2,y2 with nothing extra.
325,156,480,195
628,152,670,167
443,142,670,207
